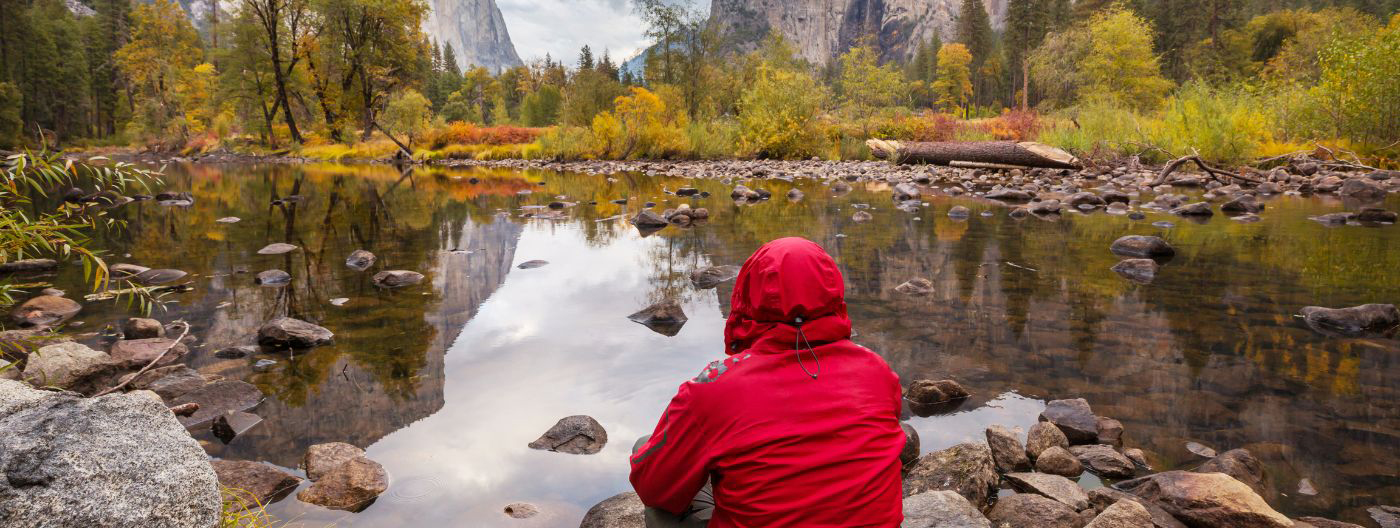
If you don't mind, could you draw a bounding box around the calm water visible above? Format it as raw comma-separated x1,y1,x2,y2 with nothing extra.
43,162,1400,526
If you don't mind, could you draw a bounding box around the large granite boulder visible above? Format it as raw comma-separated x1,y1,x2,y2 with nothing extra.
1196,448,1266,495
257,317,334,349
1005,472,1090,510
0,379,219,527
902,442,999,508
1036,445,1084,477
1026,421,1070,459
303,442,366,481
986,425,1031,472
986,492,1082,528
902,490,991,528
1118,470,1292,528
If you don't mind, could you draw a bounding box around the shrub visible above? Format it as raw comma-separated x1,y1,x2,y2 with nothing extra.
737,65,828,159
1156,82,1271,164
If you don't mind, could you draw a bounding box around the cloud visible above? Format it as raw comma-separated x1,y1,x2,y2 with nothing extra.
496,0,653,64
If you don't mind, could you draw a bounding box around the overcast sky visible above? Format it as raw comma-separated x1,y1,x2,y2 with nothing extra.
496,0,705,64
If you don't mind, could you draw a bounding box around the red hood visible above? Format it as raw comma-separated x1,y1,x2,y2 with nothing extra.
723,237,852,355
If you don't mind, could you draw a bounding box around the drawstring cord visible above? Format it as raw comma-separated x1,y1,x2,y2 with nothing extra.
791,316,820,380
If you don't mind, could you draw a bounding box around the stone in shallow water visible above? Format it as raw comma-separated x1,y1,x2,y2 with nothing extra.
987,493,1081,528
0,258,58,274
1071,444,1136,478
131,268,188,286
1036,446,1083,477
1041,398,1099,444
215,217,240,223
1026,421,1069,459
296,456,388,512
257,317,334,349
11,294,81,327
986,425,1031,472
1004,472,1090,510
1112,259,1158,284
689,265,740,289
255,269,291,286
212,411,263,443
1109,236,1175,259
256,243,298,255
329,298,349,306
211,460,300,507
169,380,265,427
1299,304,1399,337
580,491,644,528
345,249,375,271
372,270,424,288
627,300,688,336
528,415,608,455
895,278,934,295
303,442,366,481
1085,499,1154,528
123,317,165,339
1118,471,1292,528
109,338,189,369
902,490,991,528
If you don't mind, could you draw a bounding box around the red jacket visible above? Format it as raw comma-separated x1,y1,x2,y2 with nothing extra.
630,237,905,527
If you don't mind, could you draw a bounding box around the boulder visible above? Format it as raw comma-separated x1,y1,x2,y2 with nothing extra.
1196,448,1266,495
1069,192,1106,207
0,328,69,361
689,265,740,289
123,317,165,339
895,278,935,295
109,338,189,369
1030,199,1063,215
256,243,298,255
1118,471,1291,528
1005,472,1090,510
1026,421,1070,459
1085,499,1155,528
579,491,645,528
1089,487,1188,528
1310,212,1353,225
1124,448,1150,469
0,379,219,526
1097,416,1124,447
21,341,118,393
1296,517,1365,528
1071,444,1136,478
1222,195,1264,214
1112,259,1158,284
1369,506,1400,528
295,456,388,512
627,300,688,336
1354,208,1398,223
211,460,301,506
986,493,1081,528
528,415,608,455
901,422,921,470
1171,202,1214,216
254,269,291,286
1300,304,1399,337
345,250,375,271
905,379,970,405
947,206,971,218
371,270,424,288
1110,236,1175,259
257,317,334,349
303,442,366,481
1036,446,1084,477
0,259,59,274
987,188,1034,202
902,490,991,528
10,294,81,327
1041,398,1100,444
902,442,999,508
167,380,264,427
631,210,668,229
120,364,206,400
1340,178,1386,201
986,425,1031,472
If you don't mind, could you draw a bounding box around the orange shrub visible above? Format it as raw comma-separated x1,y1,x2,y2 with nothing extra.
424,122,546,148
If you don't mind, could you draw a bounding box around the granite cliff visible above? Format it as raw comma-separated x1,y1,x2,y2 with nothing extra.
422,0,523,73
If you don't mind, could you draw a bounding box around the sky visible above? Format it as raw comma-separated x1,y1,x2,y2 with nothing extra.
495,0,705,65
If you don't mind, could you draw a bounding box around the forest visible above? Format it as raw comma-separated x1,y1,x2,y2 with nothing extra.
0,0,1397,167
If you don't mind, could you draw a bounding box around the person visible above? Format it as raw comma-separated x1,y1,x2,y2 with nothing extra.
629,237,906,527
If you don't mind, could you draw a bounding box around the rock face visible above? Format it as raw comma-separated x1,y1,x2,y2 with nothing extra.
257,317,334,349
1041,398,1100,444
902,490,992,528
422,0,522,74
21,341,117,392
579,491,645,528
211,460,301,506
0,379,220,526
528,415,608,454
986,425,1031,472
1005,472,1090,510
986,492,1082,528
902,442,999,508
296,456,389,512
1118,471,1293,528
1299,304,1399,337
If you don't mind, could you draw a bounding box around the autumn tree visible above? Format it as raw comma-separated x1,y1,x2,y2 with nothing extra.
955,0,995,107
837,44,908,117
116,0,204,141
933,43,973,116
243,0,309,142
1029,6,1171,111
311,0,428,140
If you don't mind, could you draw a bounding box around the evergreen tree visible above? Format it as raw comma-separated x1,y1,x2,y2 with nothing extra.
1005,0,1050,109
955,0,995,107
441,43,461,77
597,49,619,80
577,44,594,71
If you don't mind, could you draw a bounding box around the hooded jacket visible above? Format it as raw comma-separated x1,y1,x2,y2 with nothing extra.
629,237,905,527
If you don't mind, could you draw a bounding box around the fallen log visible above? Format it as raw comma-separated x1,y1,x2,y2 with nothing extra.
1149,155,1264,186
867,139,1081,169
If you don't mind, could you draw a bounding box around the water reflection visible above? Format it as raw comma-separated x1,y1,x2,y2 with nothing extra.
44,162,1400,525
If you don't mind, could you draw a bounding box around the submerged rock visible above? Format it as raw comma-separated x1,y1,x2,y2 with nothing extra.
1222,195,1264,214
211,460,301,507
905,379,970,406
631,210,668,229
947,205,971,218
257,317,334,349
580,491,645,528
0,379,219,527
986,188,1033,202
1118,471,1292,528
130,268,188,286
1110,236,1175,259
901,422,921,470
1112,259,1158,284
689,265,740,289
986,493,1081,528
119,364,206,401
372,270,424,288
902,490,991,528
168,380,265,427
303,442,366,481
1299,304,1399,337
11,294,81,327
1171,202,1214,216
255,269,291,286
345,249,375,271
902,442,998,508
215,217,240,223
296,456,388,512
1354,208,1398,223
528,415,609,455
212,411,263,443
256,243,299,255
852,210,873,222
627,300,688,336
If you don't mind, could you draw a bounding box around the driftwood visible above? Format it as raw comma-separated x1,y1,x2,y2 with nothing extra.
867,139,1081,169
1150,155,1264,186
93,322,190,397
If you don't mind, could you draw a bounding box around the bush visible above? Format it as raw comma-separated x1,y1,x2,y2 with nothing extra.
381,89,432,146
1156,82,1271,164
737,66,828,159
421,122,544,149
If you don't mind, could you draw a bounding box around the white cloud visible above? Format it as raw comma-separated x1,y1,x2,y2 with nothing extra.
496,0,653,64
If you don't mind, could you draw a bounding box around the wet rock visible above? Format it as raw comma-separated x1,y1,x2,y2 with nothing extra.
1112,259,1158,284
1222,195,1264,214
1185,441,1217,458
902,442,998,508
1118,471,1292,528
21,341,118,392
1128,211,1147,220
0,379,219,526
0,258,58,274
1027,421,1070,459
123,317,165,339
504,502,539,519
215,217,240,223
110,338,189,369
1171,202,1214,216
1070,192,1106,208
257,317,334,349
730,185,761,200
110,263,150,278
119,364,206,400
1005,472,1090,510
1354,208,1398,223
211,459,300,506
1196,448,1266,495
1295,517,1364,528
529,415,608,455
252,359,277,372
345,249,375,271
214,345,256,359
1300,304,1399,337
786,188,804,201
1340,178,1386,201
296,456,388,512
1097,416,1124,447
689,265,740,289
255,269,291,286
1089,487,1188,528
895,278,935,295
517,260,549,269
131,268,188,286
1369,506,1400,528
901,422,921,470
631,210,668,230
1041,398,1099,444
852,210,873,222
1071,444,1136,478
627,300,688,336
212,411,263,443
256,243,298,255
1030,199,1062,215
987,188,1033,202
372,270,424,288
1124,448,1150,468
986,492,1081,528
674,187,699,197
579,491,644,528
902,490,991,528
168,380,265,427
1085,499,1155,528
1036,446,1083,477
947,206,971,218
905,379,970,405
303,442,365,481
1110,236,1175,259
1103,190,1131,204
1309,212,1353,225
987,425,1031,472
0,328,69,360
1009,207,1030,218
11,294,81,327
893,183,921,200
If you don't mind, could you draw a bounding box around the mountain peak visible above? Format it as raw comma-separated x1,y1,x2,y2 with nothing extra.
423,0,523,73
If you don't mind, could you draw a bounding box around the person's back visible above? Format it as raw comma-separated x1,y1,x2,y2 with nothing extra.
630,237,905,527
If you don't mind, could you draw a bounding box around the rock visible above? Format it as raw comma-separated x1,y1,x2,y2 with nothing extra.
1085,499,1155,528
1036,446,1083,477
901,422,921,470
986,188,1033,202
987,425,1031,472
1310,212,1353,225
1300,304,1399,337
1112,259,1158,284
902,442,999,508
256,243,298,255
902,490,991,528
109,338,189,369
1069,192,1106,207
1005,472,1089,510
119,364,206,400
1030,199,1063,215
730,185,761,200
786,188,804,201
504,502,539,519
123,317,165,339
832,181,852,193
131,268,188,286
579,491,645,528
211,411,263,443
345,249,375,271
110,263,150,278
1369,506,1400,528
1103,190,1131,204
627,300,688,336
1110,236,1175,259
517,259,549,269
528,415,608,454
1354,208,1398,223
1222,195,1264,214
303,442,366,481
1118,471,1292,528
255,269,291,286
215,216,240,223
1296,517,1362,528
214,345,256,359
1097,416,1124,447
372,270,424,288
894,183,921,200
1041,398,1100,444
986,493,1082,528
0,328,69,360
252,359,277,372
0,379,219,526
295,456,388,512
1197,448,1266,495
257,317,334,349
895,278,935,295
11,294,81,327
21,341,118,392
1185,441,1217,458
631,210,669,232
0,258,59,273
689,265,740,289
947,205,971,218
905,379,970,405
852,210,873,222
1071,444,1136,478
1027,421,1070,459
1170,202,1214,216
167,380,265,427
675,187,699,196
1124,448,1149,469
1340,178,1386,201
211,460,300,506
1089,487,1188,528
1009,207,1030,218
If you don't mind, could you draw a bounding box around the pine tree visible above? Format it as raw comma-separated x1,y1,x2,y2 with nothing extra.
442,43,461,77
577,44,594,71
956,0,995,108
1005,0,1049,109
598,48,619,80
